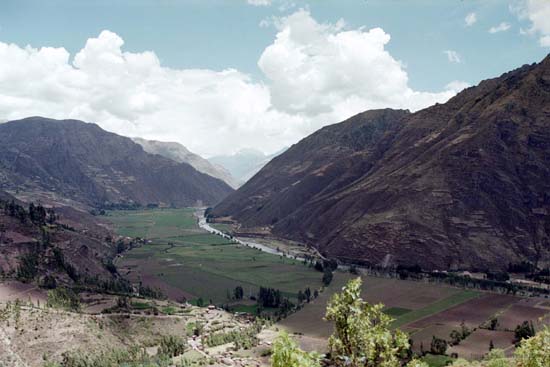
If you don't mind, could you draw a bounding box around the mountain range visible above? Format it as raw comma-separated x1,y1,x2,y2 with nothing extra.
0,117,233,209
132,137,239,189
213,55,550,271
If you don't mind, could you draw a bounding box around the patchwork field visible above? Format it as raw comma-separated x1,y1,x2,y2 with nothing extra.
105,209,550,363
278,272,550,360
106,209,322,305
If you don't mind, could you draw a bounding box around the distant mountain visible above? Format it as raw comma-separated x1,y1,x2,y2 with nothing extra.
213,56,550,271
209,148,286,185
132,138,239,189
0,117,233,208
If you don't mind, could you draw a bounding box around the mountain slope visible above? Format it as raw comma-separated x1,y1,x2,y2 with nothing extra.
213,56,550,271
0,117,233,208
132,138,239,189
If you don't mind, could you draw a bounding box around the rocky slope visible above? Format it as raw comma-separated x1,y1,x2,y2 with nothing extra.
132,137,240,189
213,56,550,271
0,192,116,286
0,117,233,208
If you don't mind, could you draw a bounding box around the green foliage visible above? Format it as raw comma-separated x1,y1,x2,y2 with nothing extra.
17,250,39,281
430,336,447,355
325,277,409,367
322,268,333,286
483,349,511,367
234,285,244,300
514,321,535,343
59,346,170,367
406,359,430,367
47,287,81,311
158,335,187,357
421,353,454,367
271,332,321,367
203,321,262,349
514,326,550,367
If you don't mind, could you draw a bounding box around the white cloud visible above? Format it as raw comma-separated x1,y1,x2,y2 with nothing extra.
258,10,458,117
247,0,271,6
445,80,470,93
0,11,464,157
465,12,477,27
512,0,550,47
489,22,511,33
443,50,462,63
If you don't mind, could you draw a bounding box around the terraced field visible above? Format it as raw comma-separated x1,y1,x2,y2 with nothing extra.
106,209,322,304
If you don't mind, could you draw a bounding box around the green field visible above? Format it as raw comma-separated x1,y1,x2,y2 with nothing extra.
105,209,322,304
391,290,481,328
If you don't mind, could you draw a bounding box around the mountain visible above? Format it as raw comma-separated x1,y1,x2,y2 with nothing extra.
0,117,233,208
0,192,116,285
132,137,239,189
213,56,550,271
209,148,286,185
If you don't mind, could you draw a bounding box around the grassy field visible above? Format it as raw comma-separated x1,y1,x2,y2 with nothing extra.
278,273,481,339
391,290,481,328
105,209,322,304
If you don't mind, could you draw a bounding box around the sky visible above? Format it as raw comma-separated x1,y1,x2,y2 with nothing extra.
0,0,549,157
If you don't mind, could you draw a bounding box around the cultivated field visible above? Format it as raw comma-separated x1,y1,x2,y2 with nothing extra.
278,272,550,360
106,209,322,305
105,209,550,362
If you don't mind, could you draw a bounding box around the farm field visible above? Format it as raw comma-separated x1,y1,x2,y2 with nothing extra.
105,209,322,304
105,209,550,362
277,272,550,360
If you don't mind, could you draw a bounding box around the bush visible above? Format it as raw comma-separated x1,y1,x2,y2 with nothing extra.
514,326,550,367
47,288,81,311
271,332,320,367
325,277,409,366
158,335,186,357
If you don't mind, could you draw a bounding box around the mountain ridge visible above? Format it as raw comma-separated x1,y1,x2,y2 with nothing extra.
132,137,239,189
0,117,233,208
213,56,550,271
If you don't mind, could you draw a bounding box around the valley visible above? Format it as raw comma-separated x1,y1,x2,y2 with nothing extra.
0,13,549,366
105,207,550,363
107,209,322,306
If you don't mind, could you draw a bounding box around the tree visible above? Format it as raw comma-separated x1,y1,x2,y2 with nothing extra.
234,286,244,300
430,336,447,355
305,287,311,302
322,268,333,286
514,326,550,367
450,329,462,345
489,317,499,330
514,321,535,343
297,290,305,303
159,335,187,357
271,332,320,367
325,277,409,367
460,321,471,339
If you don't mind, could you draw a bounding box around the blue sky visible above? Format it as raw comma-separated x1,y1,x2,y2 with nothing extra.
1,0,546,90
0,0,548,156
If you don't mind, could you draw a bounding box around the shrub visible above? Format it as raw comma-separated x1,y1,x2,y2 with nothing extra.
325,277,409,367
158,335,187,357
271,332,320,367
